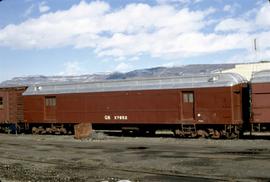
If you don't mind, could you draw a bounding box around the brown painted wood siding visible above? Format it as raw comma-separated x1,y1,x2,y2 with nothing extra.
0,91,9,122
24,96,45,122
251,83,270,123
23,85,244,125
194,87,234,124
0,88,25,123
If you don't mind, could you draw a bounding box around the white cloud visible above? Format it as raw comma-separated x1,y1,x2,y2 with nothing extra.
114,62,133,72
0,1,212,51
256,4,270,28
223,5,231,12
160,62,177,67
254,32,270,50
213,3,270,61
215,18,253,33
157,0,202,5
39,1,50,13
23,4,35,17
223,3,240,14
0,1,110,49
129,56,140,61
225,49,270,64
1,1,270,62
217,3,270,33
59,61,83,75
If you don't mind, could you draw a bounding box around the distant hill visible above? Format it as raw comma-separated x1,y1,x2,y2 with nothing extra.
0,64,236,87
106,64,235,80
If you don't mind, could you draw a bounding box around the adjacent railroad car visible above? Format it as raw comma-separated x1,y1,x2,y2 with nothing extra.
250,70,270,133
0,86,26,132
23,73,247,138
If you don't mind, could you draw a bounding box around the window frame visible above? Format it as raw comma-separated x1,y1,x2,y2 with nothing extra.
0,97,3,109
45,96,56,107
183,92,194,103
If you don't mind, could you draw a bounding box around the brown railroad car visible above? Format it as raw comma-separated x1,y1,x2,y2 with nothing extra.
250,70,270,133
0,86,26,132
23,73,247,138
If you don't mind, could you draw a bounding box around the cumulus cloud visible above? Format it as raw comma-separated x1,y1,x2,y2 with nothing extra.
217,3,270,33
0,1,213,54
39,1,50,13
214,3,270,54
215,18,253,33
223,3,240,14
256,4,270,28
0,1,270,61
157,0,202,5
0,1,110,49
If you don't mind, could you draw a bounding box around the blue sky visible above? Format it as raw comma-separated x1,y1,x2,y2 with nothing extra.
0,0,270,82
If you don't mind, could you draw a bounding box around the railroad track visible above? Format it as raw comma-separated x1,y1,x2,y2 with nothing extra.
0,155,233,182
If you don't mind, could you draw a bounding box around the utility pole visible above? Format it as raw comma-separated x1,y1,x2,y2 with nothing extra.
254,38,257,52
254,38,259,63
252,38,258,76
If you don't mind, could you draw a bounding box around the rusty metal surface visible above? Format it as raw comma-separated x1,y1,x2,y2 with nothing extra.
24,84,244,125
251,82,270,124
0,87,26,123
74,123,92,139
23,73,246,96
0,91,9,122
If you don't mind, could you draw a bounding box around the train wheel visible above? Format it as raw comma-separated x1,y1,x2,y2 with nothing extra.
174,129,184,138
38,126,45,134
32,127,38,134
226,132,238,139
46,128,53,134
211,130,221,139
60,127,67,134
197,130,209,138
191,132,197,138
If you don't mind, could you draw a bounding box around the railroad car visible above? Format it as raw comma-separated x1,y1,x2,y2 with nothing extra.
0,86,26,133
250,70,270,134
22,73,247,138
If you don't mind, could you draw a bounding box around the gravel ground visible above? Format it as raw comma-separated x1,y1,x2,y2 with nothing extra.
0,133,270,182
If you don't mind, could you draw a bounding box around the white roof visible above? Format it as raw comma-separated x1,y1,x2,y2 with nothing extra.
23,73,246,96
251,70,270,83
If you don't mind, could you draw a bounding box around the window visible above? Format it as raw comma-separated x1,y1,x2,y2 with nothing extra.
0,97,3,109
188,93,194,103
183,93,194,103
183,94,189,103
45,96,56,106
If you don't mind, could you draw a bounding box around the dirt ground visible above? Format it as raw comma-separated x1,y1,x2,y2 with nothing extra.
0,132,270,182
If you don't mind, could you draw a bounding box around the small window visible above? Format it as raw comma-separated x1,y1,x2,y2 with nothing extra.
183,93,194,103
183,94,189,103
45,96,56,106
0,97,3,109
188,93,194,103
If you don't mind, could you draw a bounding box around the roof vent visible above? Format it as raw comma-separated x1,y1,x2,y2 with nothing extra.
34,86,42,91
208,75,219,82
